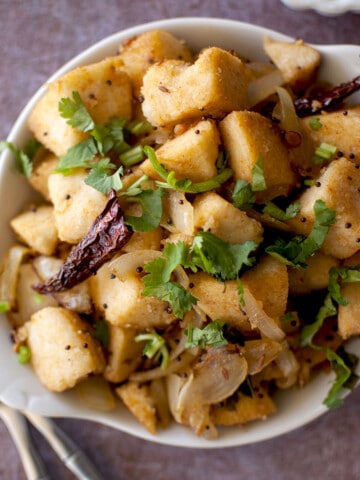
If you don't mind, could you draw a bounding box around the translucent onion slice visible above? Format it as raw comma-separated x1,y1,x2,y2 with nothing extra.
0,245,30,309
275,341,300,389
33,255,92,314
243,338,283,375
248,69,284,107
274,86,302,133
161,190,194,236
150,378,171,428
173,264,190,290
109,250,161,281
167,346,248,425
243,287,285,341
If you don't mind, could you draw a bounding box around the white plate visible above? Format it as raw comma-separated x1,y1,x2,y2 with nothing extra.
280,0,360,15
1,17,360,448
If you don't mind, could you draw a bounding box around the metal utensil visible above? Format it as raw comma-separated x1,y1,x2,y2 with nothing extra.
0,402,50,480
0,402,105,480
24,411,104,480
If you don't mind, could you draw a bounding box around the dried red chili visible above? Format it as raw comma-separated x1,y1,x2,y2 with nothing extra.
294,75,360,117
33,189,132,293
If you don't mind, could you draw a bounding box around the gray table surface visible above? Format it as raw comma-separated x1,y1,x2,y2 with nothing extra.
0,1,359,479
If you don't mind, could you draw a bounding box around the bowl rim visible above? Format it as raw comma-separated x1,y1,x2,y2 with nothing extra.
1,17,360,449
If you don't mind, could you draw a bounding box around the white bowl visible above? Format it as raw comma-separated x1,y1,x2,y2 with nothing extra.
280,0,360,16
1,18,359,449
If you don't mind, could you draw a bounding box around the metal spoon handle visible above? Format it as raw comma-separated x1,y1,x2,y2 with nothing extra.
0,404,50,480
24,412,104,480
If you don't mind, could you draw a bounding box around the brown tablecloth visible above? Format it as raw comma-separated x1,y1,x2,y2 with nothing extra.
1,1,359,479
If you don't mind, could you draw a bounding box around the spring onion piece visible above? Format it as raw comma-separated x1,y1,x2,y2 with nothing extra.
119,145,145,167
309,117,323,131
17,345,31,364
312,142,337,165
0,301,10,313
126,119,152,135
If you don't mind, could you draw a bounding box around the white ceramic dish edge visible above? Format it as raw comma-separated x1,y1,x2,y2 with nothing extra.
280,0,360,15
0,17,360,449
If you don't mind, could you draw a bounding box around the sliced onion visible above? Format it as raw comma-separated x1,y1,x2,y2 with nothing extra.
243,338,283,375
243,287,285,341
173,264,190,289
167,346,248,420
14,263,58,327
0,245,30,309
248,69,284,107
109,250,161,281
33,255,92,313
275,341,300,389
150,378,171,428
161,190,194,236
274,86,302,133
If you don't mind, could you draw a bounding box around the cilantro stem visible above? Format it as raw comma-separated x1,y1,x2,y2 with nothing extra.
144,145,232,193
135,333,169,369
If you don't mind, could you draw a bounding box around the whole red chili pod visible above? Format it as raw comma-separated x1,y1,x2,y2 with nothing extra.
33,189,133,293
294,75,360,117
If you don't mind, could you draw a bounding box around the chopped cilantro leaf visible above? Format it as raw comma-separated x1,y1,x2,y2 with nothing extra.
0,139,41,178
143,282,197,319
300,294,336,347
144,145,232,193
251,154,267,191
55,138,98,173
266,199,335,267
328,265,360,306
232,180,256,210
190,231,258,281
300,288,358,408
323,348,352,408
84,159,123,194
59,91,95,132
23,138,41,160
91,124,116,155
185,320,228,349
142,242,197,318
135,332,169,369
143,242,190,284
106,117,130,154
125,188,165,232
263,201,300,221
